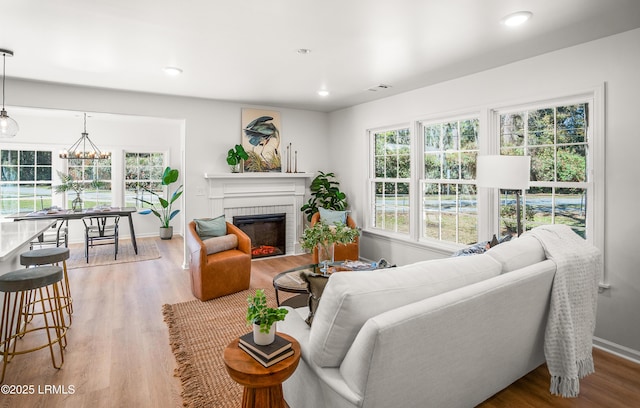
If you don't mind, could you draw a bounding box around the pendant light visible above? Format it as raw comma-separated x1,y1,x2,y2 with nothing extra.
0,49,18,138
59,113,111,160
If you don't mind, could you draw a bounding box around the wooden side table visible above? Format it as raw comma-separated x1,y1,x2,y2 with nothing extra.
223,332,301,408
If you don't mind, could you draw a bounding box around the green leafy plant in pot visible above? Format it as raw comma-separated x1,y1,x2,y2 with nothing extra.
300,220,360,273
300,171,348,222
136,166,183,240
246,289,288,345
227,144,249,173
54,170,104,211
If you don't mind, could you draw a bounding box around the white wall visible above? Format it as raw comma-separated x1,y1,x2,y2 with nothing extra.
3,80,329,261
328,29,640,356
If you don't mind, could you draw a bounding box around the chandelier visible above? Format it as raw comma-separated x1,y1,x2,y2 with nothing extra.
0,49,18,138
59,113,111,160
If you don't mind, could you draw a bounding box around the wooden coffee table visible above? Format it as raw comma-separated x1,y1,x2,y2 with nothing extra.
223,332,301,408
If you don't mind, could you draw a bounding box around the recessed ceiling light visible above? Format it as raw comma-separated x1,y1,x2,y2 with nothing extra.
163,66,183,76
501,11,533,27
317,90,330,97
296,48,311,55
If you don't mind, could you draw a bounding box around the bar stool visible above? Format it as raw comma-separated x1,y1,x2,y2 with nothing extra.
0,265,67,383
20,248,73,326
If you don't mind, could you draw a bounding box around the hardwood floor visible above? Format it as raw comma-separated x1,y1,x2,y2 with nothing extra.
1,237,638,407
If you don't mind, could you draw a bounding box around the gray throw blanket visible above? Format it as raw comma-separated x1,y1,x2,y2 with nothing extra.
526,225,601,397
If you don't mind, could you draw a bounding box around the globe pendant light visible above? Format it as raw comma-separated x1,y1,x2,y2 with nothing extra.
59,113,111,160
0,49,18,138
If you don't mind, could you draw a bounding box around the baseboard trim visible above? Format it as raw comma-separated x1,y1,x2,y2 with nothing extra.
593,336,640,364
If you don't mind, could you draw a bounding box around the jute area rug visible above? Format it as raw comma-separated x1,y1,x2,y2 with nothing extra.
163,288,279,408
64,238,161,269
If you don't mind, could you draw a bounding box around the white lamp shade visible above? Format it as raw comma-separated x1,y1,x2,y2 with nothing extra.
476,155,531,190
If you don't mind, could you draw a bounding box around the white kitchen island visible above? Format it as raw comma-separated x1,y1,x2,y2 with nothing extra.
0,219,56,274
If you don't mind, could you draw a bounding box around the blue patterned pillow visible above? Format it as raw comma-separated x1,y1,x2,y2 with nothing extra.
319,207,347,225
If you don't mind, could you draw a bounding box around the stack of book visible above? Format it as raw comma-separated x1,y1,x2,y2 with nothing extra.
238,332,294,367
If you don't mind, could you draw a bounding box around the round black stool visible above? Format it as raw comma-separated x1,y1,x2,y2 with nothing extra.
20,247,73,325
0,265,67,383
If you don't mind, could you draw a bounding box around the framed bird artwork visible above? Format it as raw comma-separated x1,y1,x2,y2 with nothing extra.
241,108,282,172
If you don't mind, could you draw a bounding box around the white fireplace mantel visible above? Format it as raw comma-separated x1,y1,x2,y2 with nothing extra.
204,172,314,255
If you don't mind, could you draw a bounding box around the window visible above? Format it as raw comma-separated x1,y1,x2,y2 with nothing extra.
498,102,590,239
66,158,112,208
421,118,479,244
366,88,602,254
0,149,53,214
370,128,411,234
124,152,165,208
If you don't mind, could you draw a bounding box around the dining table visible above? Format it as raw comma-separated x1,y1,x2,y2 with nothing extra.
6,207,139,254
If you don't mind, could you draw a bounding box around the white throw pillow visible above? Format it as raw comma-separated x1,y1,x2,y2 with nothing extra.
485,235,545,273
309,254,503,367
202,234,238,255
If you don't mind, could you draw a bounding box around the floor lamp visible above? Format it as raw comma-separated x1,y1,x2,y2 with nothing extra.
476,155,531,237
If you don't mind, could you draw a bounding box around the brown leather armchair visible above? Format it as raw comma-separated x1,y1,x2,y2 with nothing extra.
310,212,359,263
186,221,252,301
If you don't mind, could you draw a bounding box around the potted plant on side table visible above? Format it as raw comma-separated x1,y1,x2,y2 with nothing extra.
136,166,183,240
246,289,288,345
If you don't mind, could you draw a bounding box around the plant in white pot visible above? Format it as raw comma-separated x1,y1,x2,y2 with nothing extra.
246,289,288,345
136,166,183,239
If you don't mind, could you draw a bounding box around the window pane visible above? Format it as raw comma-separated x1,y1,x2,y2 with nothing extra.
460,152,477,180
557,104,587,144
556,145,586,182
442,122,459,150
1,150,18,165
423,183,440,240
37,151,52,166
555,188,586,238
424,153,441,179
19,166,35,181
460,119,478,150
20,151,35,165
424,125,440,151
36,167,51,181
529,146,554,182
500,113,524,147
528,108,554,145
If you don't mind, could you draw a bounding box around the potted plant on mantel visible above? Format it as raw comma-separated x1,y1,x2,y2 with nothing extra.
246,289,288,345
226,144,249,173
136,166,183,240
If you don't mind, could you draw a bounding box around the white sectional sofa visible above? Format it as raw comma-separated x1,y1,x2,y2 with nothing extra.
278,235,557,408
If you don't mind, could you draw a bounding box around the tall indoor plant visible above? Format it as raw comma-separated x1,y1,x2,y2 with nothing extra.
300,171,348,222
246,289,288,345
136,166,183,239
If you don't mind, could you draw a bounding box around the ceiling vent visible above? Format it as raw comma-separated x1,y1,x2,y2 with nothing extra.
367,84,392,92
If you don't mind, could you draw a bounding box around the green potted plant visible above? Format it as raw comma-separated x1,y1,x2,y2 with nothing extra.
54,171,104,211
136,166,183,240
300,220,360,273
246,289,288,345
300,171,348,222
227,144,249,173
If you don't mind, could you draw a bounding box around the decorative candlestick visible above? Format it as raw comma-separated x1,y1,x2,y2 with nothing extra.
295,151,298,173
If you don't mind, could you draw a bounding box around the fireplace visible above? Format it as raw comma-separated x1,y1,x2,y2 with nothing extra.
233,213,286,259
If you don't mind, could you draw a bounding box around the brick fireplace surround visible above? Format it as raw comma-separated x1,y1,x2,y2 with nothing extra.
204,172,314,256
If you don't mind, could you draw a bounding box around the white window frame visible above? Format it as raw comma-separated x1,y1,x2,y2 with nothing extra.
417,113,481,247
367,124,413,240
364,85,605,285
489,85,606,285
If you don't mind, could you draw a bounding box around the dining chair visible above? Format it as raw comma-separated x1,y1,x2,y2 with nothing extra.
29,218,69,250
81,215,120,263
